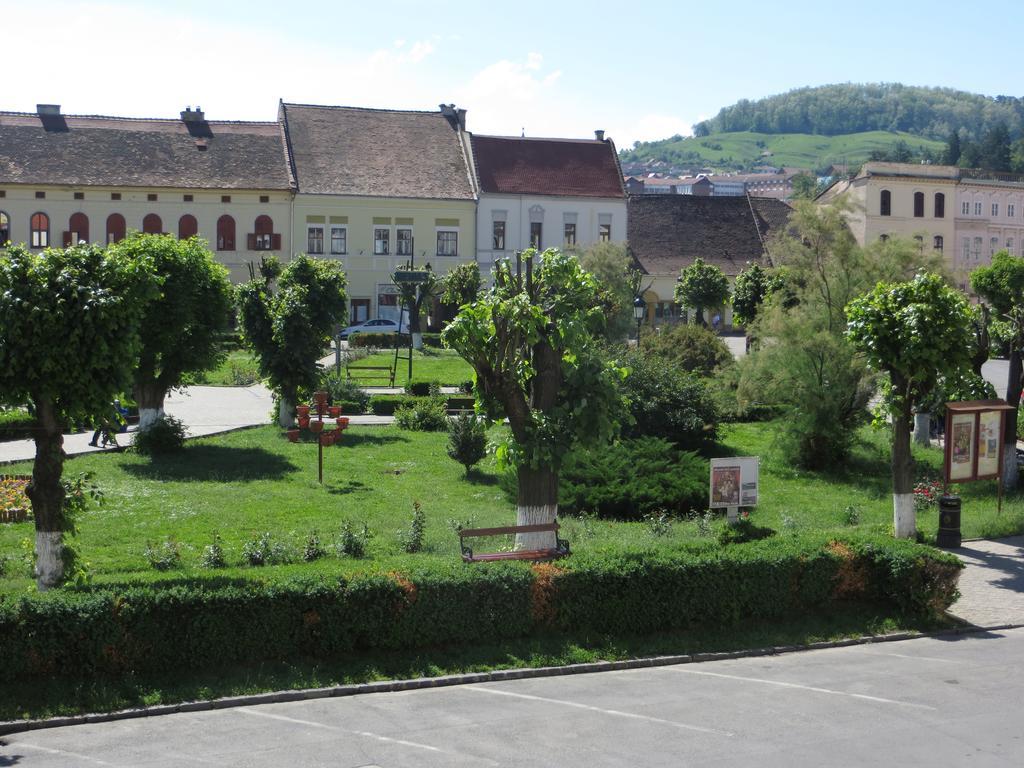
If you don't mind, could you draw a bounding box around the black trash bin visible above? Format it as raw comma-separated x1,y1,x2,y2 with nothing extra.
936,495,961,549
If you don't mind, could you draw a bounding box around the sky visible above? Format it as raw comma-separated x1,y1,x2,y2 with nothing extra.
6,0,1024,147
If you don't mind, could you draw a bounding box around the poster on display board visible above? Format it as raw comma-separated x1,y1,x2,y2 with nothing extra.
977,410,1003,478
943,400,1013,485
948,412,975,482
709,457,759,508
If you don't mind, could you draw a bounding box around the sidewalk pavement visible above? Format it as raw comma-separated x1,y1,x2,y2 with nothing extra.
949,536,1024,627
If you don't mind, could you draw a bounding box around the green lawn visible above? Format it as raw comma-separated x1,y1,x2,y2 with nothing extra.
351,347,474,387
187,350,261,387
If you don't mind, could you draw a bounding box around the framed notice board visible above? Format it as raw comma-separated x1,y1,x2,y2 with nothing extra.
944,400,1015,485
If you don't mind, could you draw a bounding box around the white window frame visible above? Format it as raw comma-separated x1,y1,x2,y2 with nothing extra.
1009,204,1016,218
962,201,970,215
993,203,1000,217
563,221,576,247
492,220,506,251
975,201,983,216
396,227,414,257
373,227,390,255
436,228,459,257
307,225,324,255
330,225,347,255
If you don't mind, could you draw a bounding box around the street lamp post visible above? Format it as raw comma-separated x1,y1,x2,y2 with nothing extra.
633,295,646,345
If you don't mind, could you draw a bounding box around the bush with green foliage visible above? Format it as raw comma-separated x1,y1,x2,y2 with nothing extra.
200,533,226,569
144,538,182,571
349,332,411,349
555,437,708,519
0,408,34,440
639,323,732,376
241,532,289,567
131,415,187,456
619,350,719,453
447,414,487,474
406,379,441,397
369,394,419,416
321,371,371,414
303,530,326,562
336,521,371,558
397,501,426,553
394,396,448,432
0,534,961,683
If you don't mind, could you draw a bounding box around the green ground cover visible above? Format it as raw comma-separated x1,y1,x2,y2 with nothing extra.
187,350,262,387
1,419,1015,592
351,348,474,387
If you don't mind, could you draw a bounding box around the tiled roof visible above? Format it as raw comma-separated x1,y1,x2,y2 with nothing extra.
280,103,475,199
471,135,625,198
0,111,291,190
627,194,792,277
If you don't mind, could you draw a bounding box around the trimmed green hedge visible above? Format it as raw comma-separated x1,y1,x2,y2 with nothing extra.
370,394,476,415
0,408,34,440
349,333,411,349
0,535,960,682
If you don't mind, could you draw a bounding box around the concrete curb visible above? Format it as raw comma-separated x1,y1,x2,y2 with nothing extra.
2,621,1021,737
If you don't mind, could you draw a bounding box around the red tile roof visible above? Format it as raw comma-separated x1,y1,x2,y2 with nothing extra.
471,135,624,198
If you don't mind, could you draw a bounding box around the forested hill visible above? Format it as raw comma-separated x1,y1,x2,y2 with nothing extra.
693,84,1024,140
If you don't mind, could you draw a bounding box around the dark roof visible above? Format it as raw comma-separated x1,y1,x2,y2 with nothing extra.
280,103,475,199
470,135,625,198
0,111,291,190
627,194,792,277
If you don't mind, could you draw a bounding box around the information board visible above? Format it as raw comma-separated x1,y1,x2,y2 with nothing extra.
709,456,759,509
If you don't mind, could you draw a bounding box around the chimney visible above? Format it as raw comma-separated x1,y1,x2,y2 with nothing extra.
180,106,205,123
456,108,467,131
439,103,464,131
594,130,605,141
37,104,61,117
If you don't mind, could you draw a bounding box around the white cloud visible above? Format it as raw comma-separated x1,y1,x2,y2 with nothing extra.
610,113,696,146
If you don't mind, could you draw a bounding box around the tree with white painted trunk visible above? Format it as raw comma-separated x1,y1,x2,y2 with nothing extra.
108,233,233,431
441,249,625,549
237,254,347,428
970,251,1024,491
846,273,972,539
0,242,156,589
393,263,439,350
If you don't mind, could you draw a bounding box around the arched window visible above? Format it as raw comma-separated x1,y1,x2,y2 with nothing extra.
30,212,49,248
66,212,89,245
934,192,945,218
178,214,198,240
106,213,126,244
913,192,924,218
142,214,163,234
880,189,891,216
0,211,9,243
933,235,944,253
252,215,274,250
217,215,235,251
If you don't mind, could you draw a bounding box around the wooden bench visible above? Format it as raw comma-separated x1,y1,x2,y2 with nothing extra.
345,364,395,387
459,522,569,563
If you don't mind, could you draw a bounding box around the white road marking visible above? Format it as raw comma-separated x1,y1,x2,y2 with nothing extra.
465,685,734,736
849,649,957,664
12,741,119,766
237,707,498,764
665,668,937,710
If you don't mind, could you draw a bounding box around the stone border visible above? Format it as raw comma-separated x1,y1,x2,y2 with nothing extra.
2,621,1020,737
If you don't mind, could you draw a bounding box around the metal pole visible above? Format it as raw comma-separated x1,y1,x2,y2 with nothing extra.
335,334,341,375
318,438,323,484
636,317,642,345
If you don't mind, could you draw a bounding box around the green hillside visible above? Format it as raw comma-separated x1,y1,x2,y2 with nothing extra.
620,130,946,174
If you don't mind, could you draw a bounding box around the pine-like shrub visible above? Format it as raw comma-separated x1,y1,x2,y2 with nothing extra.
447,414,487,474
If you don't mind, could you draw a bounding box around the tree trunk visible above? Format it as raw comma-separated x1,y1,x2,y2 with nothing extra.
892,398,916,539
135,380,166,431
1003,348,1022,491
411,332,423,351
278,395,294,429
516,464,558,550
24,400,66,590
913,412,931,447
695,305,706,327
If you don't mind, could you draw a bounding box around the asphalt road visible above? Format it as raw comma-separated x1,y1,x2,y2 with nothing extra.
4,627,1023,767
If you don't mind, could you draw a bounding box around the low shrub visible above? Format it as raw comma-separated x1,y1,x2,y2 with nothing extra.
556,437,708,519
303,530,326,562
349,333,411,349
242,532,289,567
447,414,487,474
144,538,182,571
422,333,444,348
0,534,961,683
132,415,187,456
321,371,371,414
369,394,419,416
200,534,227,569
619,351,720,453
405,379,441,397
337,521,371,558
394,397,448,432
639,323,733,376
0,408,34,440
397,501,426,553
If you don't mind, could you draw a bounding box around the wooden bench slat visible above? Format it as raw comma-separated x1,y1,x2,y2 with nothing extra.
459,523,559,538
466,548,561,562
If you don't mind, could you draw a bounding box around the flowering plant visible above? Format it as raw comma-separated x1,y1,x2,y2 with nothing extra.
913,478,944,512
0,476,29,512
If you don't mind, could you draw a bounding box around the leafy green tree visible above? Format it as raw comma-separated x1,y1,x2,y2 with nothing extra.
847,273,972,538
980,122,1012,172
943,130,962,165
108,233,233,429
732,262,770,327
791,172,818,200
1011,138,1024,174
0,243,157,588
441,261,482,308
393,263,439,350
442,248,625,548
237,254,347,427
674,257,730,327
638,324,731,377
576,241,635,341
971,251,1024,489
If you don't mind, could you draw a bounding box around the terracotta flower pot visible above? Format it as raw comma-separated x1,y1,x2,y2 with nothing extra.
298,416,310,429
336,417,350,427
314,390,328,405
286,429,300,443
320,432,333,446
328,406,341,418
296,405,311,417
309,421,324,434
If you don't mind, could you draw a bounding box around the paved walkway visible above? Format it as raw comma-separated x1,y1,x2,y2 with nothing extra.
950,536,1024,627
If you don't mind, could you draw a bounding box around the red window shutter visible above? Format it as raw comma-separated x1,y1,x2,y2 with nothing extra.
62,231,72,247
272,233,282,251
247,233,256,250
